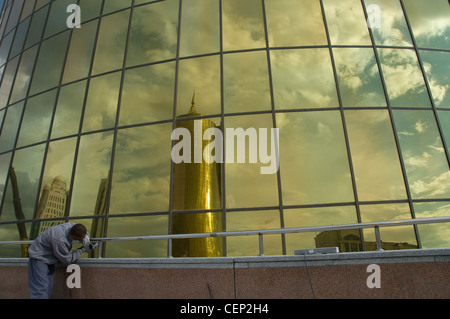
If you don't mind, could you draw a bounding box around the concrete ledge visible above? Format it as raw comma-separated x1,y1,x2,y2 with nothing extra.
1,248,449,299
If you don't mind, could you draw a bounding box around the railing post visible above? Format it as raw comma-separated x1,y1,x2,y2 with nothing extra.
168,238,173,258
374,226,383,251
259,233,264,256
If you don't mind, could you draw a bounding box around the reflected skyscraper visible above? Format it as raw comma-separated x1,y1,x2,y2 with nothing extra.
33,176,68,237
171,95,223,257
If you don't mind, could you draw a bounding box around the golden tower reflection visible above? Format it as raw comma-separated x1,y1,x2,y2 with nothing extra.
171,94,223,257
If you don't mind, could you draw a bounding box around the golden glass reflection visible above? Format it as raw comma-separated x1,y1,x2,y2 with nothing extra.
119,62,175,126
69,132,113,216
403,0,450,50
177,55,221,116
171,100,223,257
0,144,45,222
277,111,354,205
360,204,417,251
179,0,219,57
0,56,19,107
110,123,172,214
222,0,265,51
223,51,271,114
265,0,327,47
0,102,24,153
44,0,73,38
51,80,86,139
126,0,178,67
420,50,450,108
333,48,386,107
9,46,38,104
103,0,131,14
364,0,412,47
414,202,450,249
29,31,69,95
224,114,279,209
394,110,450,199
227,234,282,257
0,222,32,258
62,19,98,84
105,215,168,258
91,10,129,75
322,0,371,45
82,72,121,132
345,110,407,201
379,48,431,107
271,49,338,109
16,89,56,147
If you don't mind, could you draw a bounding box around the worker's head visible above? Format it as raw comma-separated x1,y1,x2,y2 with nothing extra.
70,223,87,241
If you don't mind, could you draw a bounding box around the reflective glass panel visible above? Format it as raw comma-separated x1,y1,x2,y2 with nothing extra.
0,56,19,107
345,110,406,201
109,123,172,214
29,31,70,96
333,48,386,107
420,50,450,108
0,31,13,66
44,0,73,38
0,102,23,153
19,0,35,22
277,111,354,205
179,0,219,57
223,51,271,114
0,143,45,222
403,0,450,50
105,215,168,258
379,48,431,107
363,0,412,46
9,46,38,104
227,234,282,257
176,55,221,116
322,0,371,45
222,0,265,51
34,138,77,235
271,49,338,109
82,71,121,132
91,10,130,75
438,111,450,155
360,203,417,251
265,0,327,47
414,202,450,249
79,0,102,23
394,110,450,199
24,5,49,49
284,206,359,253
62,19,98,84
16,89,56,147
0,153,12,210
4,0,23,35
10,17,31,58
51,81,86,139
102,0,132,14
119,62,175,126
126,0,178,67
0,222,32,257
224,114,279,209
69,131,114,217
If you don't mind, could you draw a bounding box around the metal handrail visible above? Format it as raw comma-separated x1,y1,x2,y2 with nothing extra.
1,216,449,257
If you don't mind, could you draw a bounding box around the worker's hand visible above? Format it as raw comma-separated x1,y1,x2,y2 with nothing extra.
79,241,99,253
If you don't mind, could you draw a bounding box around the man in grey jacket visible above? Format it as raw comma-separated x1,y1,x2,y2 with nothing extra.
27,222,98,299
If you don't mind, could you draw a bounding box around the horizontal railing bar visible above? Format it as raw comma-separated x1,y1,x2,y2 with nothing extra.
1,216,449,246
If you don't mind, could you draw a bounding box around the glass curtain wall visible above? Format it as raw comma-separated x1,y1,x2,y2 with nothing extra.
0,0,449,258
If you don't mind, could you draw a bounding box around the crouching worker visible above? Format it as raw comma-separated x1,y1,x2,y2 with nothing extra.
27,223,98,299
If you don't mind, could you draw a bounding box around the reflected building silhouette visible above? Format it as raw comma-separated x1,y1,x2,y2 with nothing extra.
171,95,223,257
89,174,109,258
314,229,418,252
33,176,69,237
